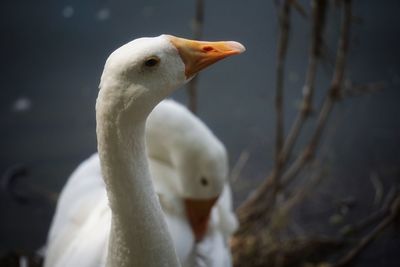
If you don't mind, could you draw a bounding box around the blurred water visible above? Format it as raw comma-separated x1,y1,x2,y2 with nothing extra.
1,0,400,266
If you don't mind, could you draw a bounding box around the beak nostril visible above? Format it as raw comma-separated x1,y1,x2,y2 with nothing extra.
202,46,214,52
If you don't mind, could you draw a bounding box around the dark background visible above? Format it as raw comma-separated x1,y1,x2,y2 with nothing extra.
0,0,399,266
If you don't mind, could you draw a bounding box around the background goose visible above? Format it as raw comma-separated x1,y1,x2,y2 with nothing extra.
45,99,238,267
44,34,244,267
147,99,238,266
147,99,238,242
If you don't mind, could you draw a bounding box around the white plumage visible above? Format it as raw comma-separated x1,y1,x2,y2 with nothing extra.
44,34,244,267
147,99,238,266
45,100,237,266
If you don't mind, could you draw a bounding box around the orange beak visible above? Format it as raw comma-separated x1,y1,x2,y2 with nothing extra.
167,35,245,78
184,197,219,242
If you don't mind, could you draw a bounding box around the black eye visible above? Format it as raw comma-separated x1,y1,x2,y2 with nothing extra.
144,57,160,67
200,177,209,186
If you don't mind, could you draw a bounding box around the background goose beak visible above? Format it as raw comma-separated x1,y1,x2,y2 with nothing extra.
167,35,245,78
184,197,219,242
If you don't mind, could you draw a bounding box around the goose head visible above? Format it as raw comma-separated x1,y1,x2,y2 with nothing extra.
178,134,229,242
97,34,245,121
97,34,244,243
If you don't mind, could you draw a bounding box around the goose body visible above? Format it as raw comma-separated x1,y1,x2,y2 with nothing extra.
44,35,244,267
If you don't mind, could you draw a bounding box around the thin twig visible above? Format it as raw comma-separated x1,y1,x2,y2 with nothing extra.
241,0,293,219
249,0,328,212
274,0,291,173
230,150,250,183
237,0,350,233
291,0,308,18
268,168,323,235
187,0,204,113
1,164,59,205
281,84,384,187
370,172,383,207
341,81,385,98
334,194,400,267
340,187,397,237
282,0,352,186
279,0,327,166
236,0,326,221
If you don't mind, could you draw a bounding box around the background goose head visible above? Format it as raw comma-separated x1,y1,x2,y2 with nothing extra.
177,136,228,199
179,137,229,242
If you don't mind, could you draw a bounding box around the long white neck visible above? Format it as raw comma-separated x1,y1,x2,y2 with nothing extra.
96,85,180,267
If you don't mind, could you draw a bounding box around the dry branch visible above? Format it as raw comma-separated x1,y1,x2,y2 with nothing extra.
341,81,385,98
232,1,395,266
233,1,355,265
234,0,294,227
279,0,327,166
274,0,291,171
340,187,398,237
187,0,204,113
282,0,352,186
334,194,400,267
236,0,330,223
268,169,324,238
292,0,308,18
230,150,250,183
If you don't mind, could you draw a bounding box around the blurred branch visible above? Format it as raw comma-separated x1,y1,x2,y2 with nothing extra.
269,168,324,236
274,0,291,175
334,194,400,267
236,0,294,223
230,150,250,183
233,1,396,266
279,0,327,169
282,0,351,186
292,0,308,18
1,164,58,205
187,0,204,113
341,80,385,98
236,0,328,222
370,172,384,207
340,186,397,237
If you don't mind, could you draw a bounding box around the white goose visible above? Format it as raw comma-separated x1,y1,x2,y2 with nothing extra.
44,35,244,267
147,99,238,266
